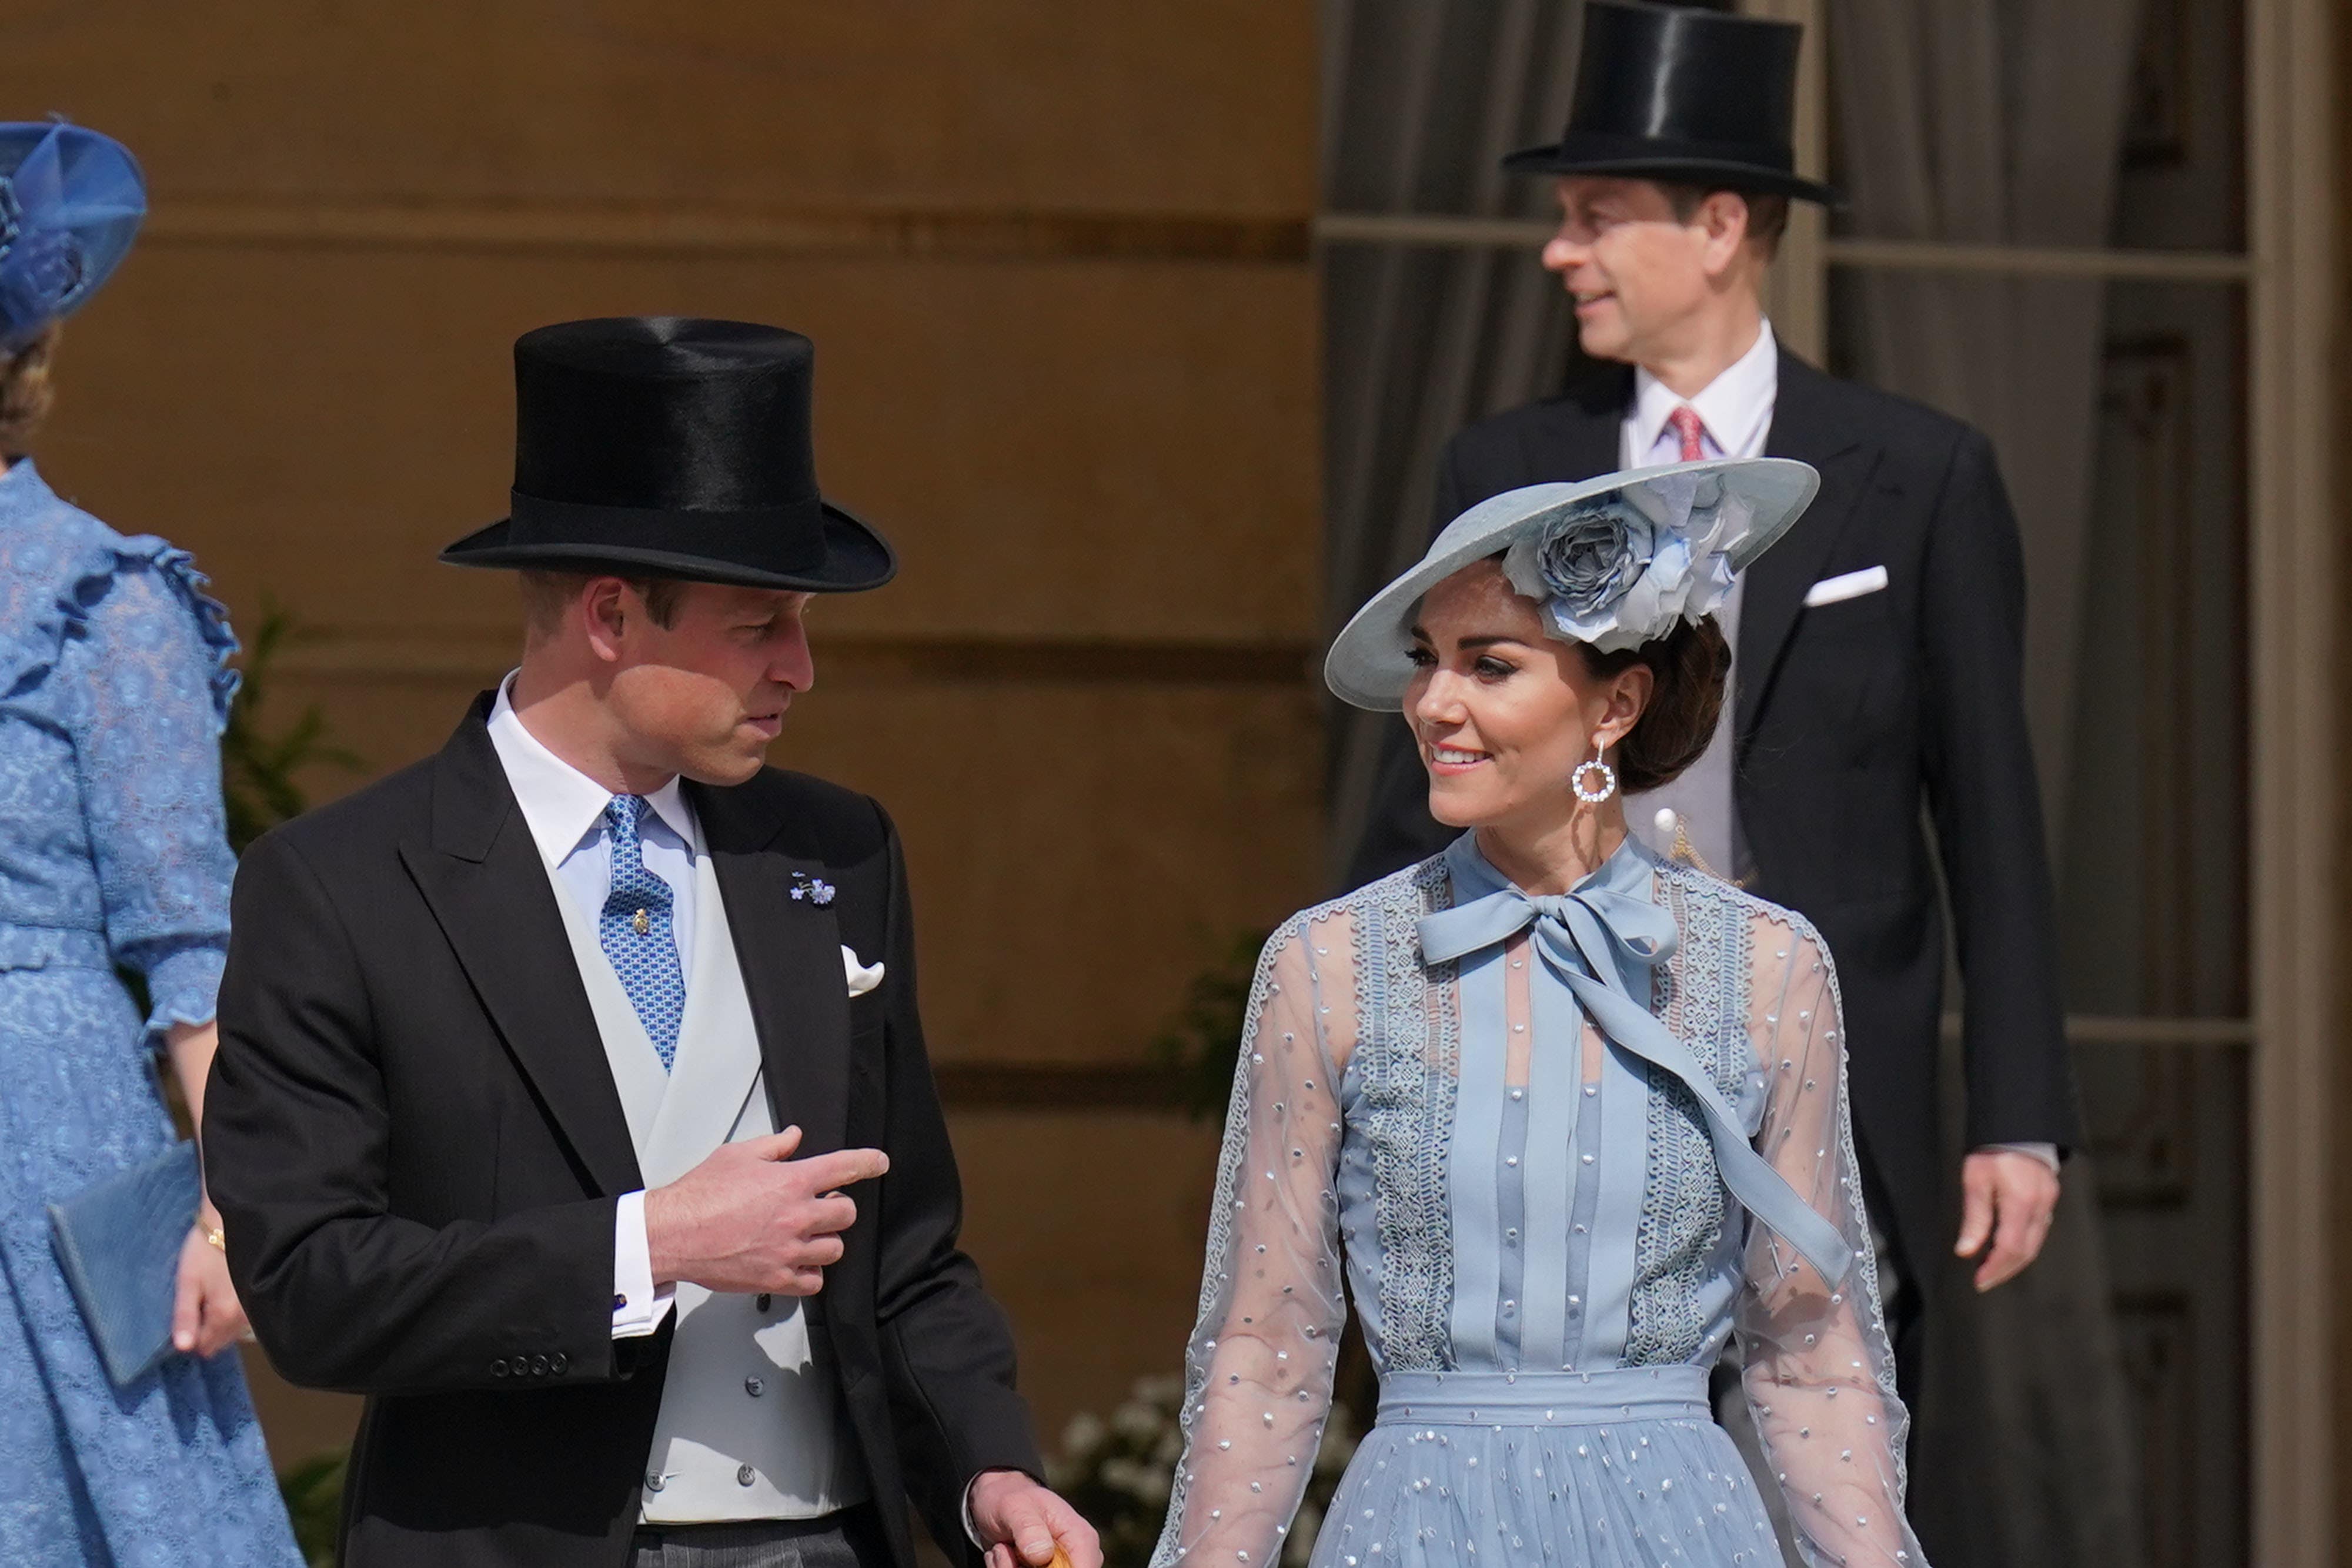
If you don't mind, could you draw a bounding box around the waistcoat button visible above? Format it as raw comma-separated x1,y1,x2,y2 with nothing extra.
745,1376,766,1398
756,1294,772,1312
737,1464,757,1487
646,1473,666,1493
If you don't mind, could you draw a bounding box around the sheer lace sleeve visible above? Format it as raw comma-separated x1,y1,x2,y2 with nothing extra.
1736,912,1927,1567
58,550,241,1041
1152,911,1353,1568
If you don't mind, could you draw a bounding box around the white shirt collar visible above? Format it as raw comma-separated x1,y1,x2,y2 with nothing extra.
485,673,699,868
1629,319,1779,462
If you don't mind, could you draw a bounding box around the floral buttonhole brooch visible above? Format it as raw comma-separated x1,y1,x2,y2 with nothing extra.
789,871,837,906
1499,469,1755,653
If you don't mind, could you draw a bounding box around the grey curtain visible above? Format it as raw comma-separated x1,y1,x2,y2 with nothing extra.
1825,4,2147,1566
1320,0,1591,883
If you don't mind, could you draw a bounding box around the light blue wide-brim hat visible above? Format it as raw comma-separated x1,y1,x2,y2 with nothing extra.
0,120,147,347
1325,456,1819,711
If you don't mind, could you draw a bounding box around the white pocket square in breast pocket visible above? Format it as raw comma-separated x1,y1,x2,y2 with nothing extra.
1803,564,1890,607
841,947,886,997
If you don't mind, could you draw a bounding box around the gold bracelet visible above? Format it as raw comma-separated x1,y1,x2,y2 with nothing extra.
203,1225,226,1253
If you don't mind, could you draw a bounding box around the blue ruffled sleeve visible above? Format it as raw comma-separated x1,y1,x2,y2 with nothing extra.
48,540,242,1041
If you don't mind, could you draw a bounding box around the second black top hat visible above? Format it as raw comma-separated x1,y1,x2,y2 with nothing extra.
1502,0,1838,205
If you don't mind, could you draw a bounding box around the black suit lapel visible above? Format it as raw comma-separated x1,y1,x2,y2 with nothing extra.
400,697,643,1196
1739,350,1882,741
692,783,851,1161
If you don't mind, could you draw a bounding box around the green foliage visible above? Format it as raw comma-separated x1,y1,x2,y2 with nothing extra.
1150,928,1271,1122
276,1449,346,1567
221,603,362,853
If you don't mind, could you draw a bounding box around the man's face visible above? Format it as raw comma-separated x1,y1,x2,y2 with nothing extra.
1541,176,1715,365
604,581,816,786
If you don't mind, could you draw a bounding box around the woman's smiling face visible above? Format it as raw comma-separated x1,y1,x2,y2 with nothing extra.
1405,559,1651,834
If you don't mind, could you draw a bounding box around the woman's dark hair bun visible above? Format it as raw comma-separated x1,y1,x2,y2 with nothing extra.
1576,616,1732,794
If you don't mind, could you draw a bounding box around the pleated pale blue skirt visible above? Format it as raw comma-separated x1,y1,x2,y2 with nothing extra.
1309,1368,1782,1568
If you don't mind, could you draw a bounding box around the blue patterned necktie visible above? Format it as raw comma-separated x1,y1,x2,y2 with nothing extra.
599,795,685,1072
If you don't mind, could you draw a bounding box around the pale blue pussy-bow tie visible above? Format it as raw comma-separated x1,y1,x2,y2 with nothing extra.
1418,867,1853,1288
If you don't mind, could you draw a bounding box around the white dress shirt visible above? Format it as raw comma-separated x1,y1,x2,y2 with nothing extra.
484,674,683,1337
1621,320,1778,884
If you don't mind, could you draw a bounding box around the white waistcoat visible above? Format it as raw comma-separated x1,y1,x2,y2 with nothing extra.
542,851,866,1523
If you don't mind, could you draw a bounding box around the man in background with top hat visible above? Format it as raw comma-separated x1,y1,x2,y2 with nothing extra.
1349,0,2083,1435
204,317,1098,1568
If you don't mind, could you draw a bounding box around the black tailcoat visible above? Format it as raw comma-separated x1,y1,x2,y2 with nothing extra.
205,697,1039,1568
1349,349,2084,1320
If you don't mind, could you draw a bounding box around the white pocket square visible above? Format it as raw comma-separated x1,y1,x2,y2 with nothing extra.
842,947,886,997
1803,565,1889,607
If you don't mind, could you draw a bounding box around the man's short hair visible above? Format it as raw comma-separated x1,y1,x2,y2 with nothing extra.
517,570,690,637
1659,183,1790,260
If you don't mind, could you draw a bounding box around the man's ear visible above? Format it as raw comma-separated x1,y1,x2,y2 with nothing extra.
1696,190,1753,278
581,577,631,663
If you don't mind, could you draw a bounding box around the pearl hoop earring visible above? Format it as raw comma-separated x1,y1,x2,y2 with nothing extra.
1572,741,1618,805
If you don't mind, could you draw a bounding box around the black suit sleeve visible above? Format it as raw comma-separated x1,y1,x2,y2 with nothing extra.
867,804,1041,1552
205,831,624,1395
1917,432,2084,1151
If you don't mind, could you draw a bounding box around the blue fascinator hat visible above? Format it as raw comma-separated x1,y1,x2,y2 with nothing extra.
0,121,146,348
1325,457,1820,711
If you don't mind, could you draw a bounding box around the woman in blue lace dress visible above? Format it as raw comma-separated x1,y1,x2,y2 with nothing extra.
1152,461,1929,1568
0,121,302,1567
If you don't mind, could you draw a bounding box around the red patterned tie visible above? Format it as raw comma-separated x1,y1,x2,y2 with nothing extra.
1667,404,1708,462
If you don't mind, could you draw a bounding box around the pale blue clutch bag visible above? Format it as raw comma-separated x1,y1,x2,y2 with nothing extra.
47,1139,200,1386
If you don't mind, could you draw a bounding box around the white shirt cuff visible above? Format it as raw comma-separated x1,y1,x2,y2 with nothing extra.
1976,1141,2062,1175
963,1474,984,1547
612,1190,675,1339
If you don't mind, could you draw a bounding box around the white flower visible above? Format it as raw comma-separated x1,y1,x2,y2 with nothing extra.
1111,1399,1165,1444
1060,1412,1108,1461
1153,1426,1185,1466
1134,1373,1187,1409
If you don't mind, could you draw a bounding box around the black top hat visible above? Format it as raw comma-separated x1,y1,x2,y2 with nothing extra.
1502,0,1838,205
440,316,896,593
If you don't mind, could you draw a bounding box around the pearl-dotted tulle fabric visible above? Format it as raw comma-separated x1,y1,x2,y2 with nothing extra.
1151,837,1923,1568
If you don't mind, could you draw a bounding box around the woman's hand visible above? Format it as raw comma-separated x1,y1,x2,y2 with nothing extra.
172,1218,252,1358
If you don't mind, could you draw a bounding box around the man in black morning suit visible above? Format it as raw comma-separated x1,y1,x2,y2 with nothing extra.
205,319,1100,1568
1351,1,2083,1416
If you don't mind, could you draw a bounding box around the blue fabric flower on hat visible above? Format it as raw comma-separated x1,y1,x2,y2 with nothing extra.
1501,470,1752,652
0,121,145,347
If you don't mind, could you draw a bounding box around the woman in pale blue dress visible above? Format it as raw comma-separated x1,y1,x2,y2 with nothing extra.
0,121,301,1566
1153,460,1927,1568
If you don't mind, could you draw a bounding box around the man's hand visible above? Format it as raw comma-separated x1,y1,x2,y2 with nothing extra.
970,1469,1100,1568
172,1218,252,1358
1955,1149,2060,1292
644,1125,887,1296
